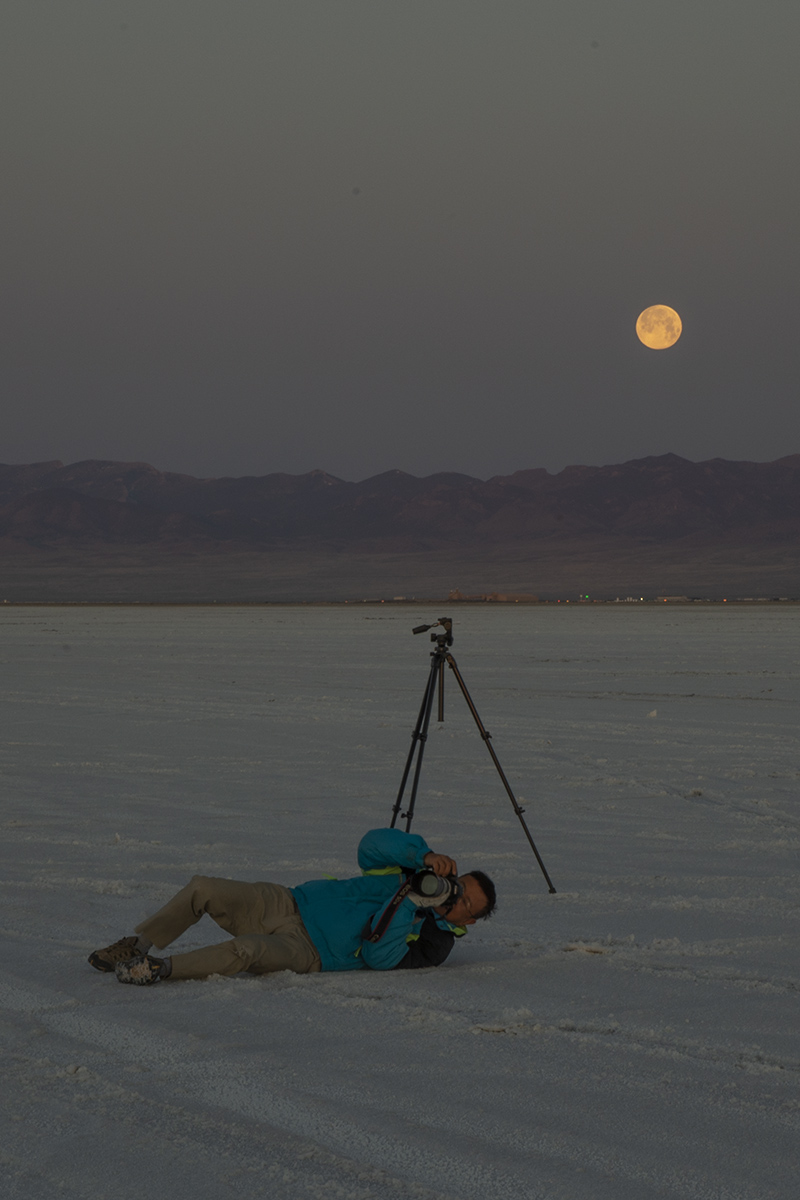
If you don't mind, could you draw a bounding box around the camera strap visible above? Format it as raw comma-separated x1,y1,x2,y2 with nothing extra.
362,874,415,944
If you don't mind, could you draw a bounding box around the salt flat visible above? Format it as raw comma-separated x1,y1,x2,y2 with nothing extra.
2,604,799,1199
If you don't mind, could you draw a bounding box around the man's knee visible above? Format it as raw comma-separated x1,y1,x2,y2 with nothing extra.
232,933,320,976
230,934,287,974
184,875,215,914
232,936,263,970
187,875,234,910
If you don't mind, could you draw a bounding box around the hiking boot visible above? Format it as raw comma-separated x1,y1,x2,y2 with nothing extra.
115,954,171,986
88,935,143,973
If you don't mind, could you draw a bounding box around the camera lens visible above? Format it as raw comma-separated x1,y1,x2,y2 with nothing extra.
416,871,448,898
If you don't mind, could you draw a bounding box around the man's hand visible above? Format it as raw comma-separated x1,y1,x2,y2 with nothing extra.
423,851,457,877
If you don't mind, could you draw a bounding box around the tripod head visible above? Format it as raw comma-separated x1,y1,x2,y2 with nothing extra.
412,617,453,650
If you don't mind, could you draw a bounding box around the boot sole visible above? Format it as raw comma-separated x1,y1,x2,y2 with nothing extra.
88,952,137,973
88,953,115,972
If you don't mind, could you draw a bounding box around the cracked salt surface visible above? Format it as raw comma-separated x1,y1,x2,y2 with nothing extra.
2,603,800,1199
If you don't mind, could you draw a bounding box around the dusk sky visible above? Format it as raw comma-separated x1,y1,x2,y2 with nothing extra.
3,2,799,481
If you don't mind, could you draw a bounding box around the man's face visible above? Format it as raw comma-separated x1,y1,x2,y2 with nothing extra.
435,874,488,926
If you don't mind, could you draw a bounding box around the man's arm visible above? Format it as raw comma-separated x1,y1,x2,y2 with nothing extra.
357,828,432,874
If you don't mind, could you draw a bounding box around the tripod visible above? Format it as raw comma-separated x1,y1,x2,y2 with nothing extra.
389,617,556,893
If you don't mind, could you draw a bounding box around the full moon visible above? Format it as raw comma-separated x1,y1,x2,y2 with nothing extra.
636,305,682,349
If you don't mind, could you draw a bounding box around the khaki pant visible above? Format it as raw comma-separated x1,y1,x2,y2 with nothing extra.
135,875,321,981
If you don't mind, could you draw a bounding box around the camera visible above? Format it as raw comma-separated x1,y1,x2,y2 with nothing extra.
409,869,463,910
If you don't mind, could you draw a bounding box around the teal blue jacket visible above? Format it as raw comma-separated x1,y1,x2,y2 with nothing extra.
290,828,465,971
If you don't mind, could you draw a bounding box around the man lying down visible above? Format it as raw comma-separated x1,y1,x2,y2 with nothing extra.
88,827,497,985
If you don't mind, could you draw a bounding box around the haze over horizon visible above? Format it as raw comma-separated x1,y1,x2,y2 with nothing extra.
3,2,799,482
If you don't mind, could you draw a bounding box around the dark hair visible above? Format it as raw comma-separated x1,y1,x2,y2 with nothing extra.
466,870,497,919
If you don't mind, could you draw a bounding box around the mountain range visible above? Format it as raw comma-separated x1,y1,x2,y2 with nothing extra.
2,454,799,601
3,453,800,549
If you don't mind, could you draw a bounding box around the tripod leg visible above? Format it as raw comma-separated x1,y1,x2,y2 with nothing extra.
390,656,438,830
446,653,557,894
402,655,441,832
